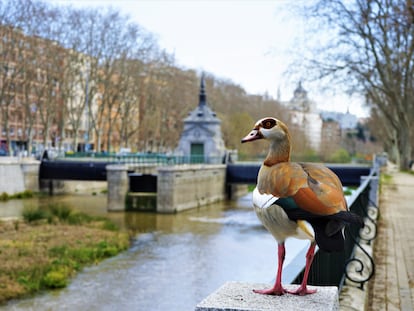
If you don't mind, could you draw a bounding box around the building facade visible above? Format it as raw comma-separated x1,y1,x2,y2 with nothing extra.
287,82,323,152
0,26,95,155
175,75,226,163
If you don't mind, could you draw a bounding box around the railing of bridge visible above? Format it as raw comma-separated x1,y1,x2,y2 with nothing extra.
290,167,379,292
62,152,224,165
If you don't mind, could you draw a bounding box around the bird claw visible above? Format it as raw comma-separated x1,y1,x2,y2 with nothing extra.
253,287,287,296
286,285,317,296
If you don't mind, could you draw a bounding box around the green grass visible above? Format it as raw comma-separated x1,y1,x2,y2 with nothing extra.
247,184,256,192
380,173,392,185
22,207,51,223
0,207,130,303
21,204,118,230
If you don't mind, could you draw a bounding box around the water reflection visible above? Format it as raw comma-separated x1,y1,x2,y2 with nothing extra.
2,194,308,311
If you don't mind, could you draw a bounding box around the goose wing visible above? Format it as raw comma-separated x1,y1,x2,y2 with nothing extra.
258,162,347,216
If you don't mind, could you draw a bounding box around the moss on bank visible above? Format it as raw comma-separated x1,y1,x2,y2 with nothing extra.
0,205,130,304
0,190,35,201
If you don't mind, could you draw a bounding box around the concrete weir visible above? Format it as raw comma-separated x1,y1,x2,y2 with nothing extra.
157,164,226,213
106,164,229,213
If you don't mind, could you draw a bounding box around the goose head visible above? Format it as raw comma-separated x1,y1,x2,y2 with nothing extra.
241,117,291,165
241,117,289,143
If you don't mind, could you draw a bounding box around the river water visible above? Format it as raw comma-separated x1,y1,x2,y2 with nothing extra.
1,194,309,311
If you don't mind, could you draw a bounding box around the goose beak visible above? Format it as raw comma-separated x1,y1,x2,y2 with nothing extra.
241,129,263,143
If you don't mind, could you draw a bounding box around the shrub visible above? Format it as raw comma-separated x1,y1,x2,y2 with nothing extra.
343,189,353,196
13,190,34,199
328,148,351,163
22,207,49,223
100,219,119,231
0,192,9,201
66,212,92,225
42,268,69,289
49,245,69,258
68,247,95,263
48,204,72,222
96,240,119,257
292,149,321,162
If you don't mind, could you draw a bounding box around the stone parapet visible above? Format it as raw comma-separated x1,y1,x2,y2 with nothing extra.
196,282,339,311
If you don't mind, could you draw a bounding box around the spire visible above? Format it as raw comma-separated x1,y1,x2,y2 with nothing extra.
294,80,307,99
199,73,207,107
184,72,220,123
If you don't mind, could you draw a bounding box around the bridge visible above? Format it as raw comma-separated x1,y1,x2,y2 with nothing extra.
38,158,373,212
226,162,372,186
39,159,372,188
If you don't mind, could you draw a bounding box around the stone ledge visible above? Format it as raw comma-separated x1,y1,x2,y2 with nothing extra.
195,282,339,311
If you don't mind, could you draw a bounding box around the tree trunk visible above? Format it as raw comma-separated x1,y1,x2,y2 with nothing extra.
398,127,412,170
27,129,33,156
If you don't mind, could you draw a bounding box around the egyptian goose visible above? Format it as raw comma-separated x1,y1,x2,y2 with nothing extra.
241,117,363,296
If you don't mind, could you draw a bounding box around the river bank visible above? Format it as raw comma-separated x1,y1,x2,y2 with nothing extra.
1,193,310,311
0,211,130,304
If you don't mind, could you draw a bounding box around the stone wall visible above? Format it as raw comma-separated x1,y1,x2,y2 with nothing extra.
0,159,40,194
157,164,226,213
106,164,129,212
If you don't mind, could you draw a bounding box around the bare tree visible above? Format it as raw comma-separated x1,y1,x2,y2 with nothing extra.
135,53,190,153
0,0,31,154
0,25,20,154
54,7,94,152
289,0,414,169
2,0,355,161
117,59,147,151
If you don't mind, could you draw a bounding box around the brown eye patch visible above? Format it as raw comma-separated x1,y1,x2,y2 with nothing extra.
262,118,277,129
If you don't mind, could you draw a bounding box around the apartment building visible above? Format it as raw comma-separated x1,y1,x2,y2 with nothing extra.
0,25,96,155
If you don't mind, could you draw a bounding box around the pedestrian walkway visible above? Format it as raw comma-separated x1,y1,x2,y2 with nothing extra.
368,167,414,311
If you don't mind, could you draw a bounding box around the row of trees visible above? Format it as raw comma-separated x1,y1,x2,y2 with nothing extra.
288,0,414,169
0,0,289,156
0,0,161,154
0,0,385,164
0,0,296,157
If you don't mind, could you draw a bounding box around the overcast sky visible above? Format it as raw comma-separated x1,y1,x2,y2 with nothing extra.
52,0,369,117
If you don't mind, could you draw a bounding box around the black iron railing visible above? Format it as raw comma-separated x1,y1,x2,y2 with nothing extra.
291,168,378,291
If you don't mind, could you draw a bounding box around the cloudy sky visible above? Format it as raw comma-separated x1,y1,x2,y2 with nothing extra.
52,0,369,117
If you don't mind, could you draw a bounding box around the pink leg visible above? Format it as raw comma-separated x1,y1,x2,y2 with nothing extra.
254,243,287,295
287,241,317,295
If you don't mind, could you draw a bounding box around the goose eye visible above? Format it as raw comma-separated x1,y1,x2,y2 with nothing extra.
262,119,276,129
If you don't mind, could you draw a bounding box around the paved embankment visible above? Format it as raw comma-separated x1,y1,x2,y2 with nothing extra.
368,168,414,311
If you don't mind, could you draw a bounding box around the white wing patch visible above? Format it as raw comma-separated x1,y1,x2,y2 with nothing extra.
252,187,278,209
